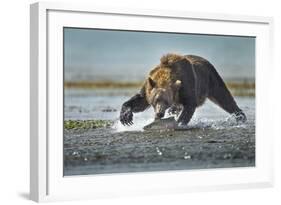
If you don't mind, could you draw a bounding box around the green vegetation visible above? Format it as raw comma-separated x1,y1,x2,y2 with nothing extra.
64,81,142,89
226,81,255,97
64,120,113,130
64,80,255,97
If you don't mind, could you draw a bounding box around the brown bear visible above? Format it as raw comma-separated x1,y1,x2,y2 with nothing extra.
120,53,246,126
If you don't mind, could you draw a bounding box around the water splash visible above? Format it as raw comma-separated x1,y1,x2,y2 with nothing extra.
112,111,247,132
112,109,154,132
112,101,249,132
187,113,248,130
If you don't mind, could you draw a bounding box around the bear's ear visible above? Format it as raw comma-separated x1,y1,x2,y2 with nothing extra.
147,77,156,88
172,80,182,91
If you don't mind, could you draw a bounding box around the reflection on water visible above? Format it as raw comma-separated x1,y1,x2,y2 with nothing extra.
64,88,255,176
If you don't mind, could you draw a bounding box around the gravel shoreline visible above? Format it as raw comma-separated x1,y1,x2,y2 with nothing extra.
64,123,255,176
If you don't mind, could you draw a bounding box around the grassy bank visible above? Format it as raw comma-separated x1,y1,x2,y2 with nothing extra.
64,81,142,89
64,81,255,97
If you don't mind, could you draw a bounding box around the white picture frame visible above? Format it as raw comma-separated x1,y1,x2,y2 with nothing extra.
30,2,274,202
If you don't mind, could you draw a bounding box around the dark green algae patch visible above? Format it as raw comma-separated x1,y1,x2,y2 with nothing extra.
64,120,114,130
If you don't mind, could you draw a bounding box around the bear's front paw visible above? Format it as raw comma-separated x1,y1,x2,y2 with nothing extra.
120,107,133,126
168,107,177,115
168,104,181,116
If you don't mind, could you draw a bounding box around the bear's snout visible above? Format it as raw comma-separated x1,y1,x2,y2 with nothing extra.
154,103,166,119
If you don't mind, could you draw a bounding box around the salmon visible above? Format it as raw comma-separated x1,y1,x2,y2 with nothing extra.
143,117,179,131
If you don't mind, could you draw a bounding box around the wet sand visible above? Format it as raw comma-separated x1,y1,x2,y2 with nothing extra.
64,124,255,176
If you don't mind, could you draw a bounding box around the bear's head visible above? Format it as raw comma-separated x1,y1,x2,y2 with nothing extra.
146,77,181,119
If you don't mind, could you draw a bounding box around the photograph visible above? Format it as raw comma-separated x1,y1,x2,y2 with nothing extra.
63,28,255,176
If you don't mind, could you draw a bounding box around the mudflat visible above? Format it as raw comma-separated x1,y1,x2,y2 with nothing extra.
64,121,255,176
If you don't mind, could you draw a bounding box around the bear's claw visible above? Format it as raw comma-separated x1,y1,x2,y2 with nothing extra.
234,111,247,123
168,104,182,116
120,107,133,126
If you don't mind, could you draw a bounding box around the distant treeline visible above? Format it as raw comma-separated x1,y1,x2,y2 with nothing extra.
64,80,255,97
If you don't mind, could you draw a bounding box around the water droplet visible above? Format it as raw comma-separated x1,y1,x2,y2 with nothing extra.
223,153,232,159
156,147,162,156
184,155,191,160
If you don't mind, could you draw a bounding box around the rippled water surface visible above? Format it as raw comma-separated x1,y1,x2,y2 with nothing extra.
64,88,255,176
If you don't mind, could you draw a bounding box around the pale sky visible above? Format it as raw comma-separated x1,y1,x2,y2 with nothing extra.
64,28,255,82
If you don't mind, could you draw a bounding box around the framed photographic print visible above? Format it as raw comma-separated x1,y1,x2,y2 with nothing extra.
30,2,274,202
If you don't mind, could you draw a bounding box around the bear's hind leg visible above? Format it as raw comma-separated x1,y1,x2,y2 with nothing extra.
208,94,246,123
208,74,246,123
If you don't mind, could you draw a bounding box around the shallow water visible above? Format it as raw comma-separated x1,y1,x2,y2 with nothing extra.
64,88,255,176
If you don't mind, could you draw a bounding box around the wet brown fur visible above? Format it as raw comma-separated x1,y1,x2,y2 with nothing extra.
160,53,185,66
143,54,186,116
146,53,185,94
120,53,246,125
